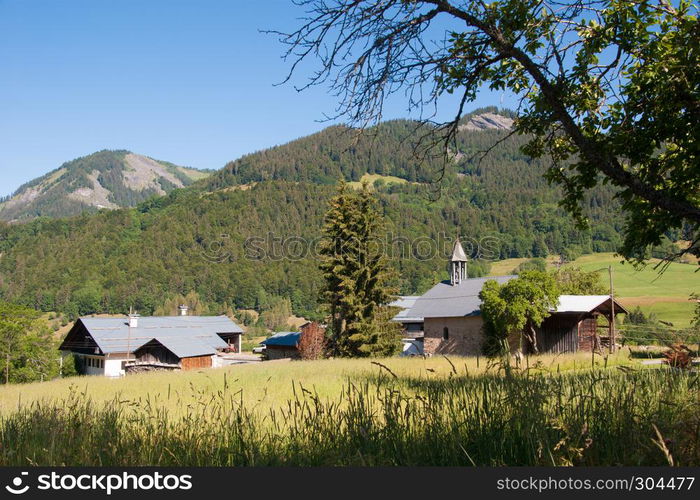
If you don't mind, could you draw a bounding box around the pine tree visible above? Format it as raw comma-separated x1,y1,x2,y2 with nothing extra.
320,182,400,357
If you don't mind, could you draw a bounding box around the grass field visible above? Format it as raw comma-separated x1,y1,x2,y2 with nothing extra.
489,253,698,328
0,354,696,466
0,352,636,417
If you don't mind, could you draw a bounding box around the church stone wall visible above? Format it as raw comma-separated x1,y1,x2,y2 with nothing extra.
423,316,485,356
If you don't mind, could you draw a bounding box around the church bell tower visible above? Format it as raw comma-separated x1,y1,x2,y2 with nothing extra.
450,238,468,286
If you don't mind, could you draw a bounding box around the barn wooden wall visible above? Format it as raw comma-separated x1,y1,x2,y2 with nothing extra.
136,345,180,365
181,355,213,370
577,317,599,351
535,315,580,354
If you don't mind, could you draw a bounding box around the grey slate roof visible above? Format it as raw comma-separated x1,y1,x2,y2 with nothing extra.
404,275,515,319
261,331,301,347
73,316,242,358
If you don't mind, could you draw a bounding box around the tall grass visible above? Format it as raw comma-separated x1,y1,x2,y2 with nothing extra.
1,367,697,466
0,352,637,417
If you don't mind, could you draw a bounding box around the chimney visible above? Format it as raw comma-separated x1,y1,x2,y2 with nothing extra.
178,304,189,316
128,313,139,328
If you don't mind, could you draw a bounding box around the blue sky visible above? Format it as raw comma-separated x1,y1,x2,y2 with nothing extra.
0,0,512,196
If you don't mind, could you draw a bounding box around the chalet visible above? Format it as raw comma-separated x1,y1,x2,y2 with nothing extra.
59,306,243,376
393,239,627,356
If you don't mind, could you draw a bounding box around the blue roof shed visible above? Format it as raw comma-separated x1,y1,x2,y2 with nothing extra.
261,331,301,347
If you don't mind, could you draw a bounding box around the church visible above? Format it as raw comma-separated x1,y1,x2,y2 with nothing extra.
393,239,627,356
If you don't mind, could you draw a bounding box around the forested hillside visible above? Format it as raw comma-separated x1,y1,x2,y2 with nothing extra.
0,109,634,320
0,150,208,222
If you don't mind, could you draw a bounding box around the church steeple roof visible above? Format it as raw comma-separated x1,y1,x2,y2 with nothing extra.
451,239,468,262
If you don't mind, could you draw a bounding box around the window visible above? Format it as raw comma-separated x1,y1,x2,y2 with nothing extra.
442,327,449,340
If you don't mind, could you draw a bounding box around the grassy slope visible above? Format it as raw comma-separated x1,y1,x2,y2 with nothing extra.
178,166,210,181
347,173,409,189
0,352,636,417
489,253,698,327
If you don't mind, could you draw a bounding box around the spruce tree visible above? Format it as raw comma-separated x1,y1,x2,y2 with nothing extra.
320,182,400,357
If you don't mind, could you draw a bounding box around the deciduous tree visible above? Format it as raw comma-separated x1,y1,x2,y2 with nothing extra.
0,301,58,384
551,266,607,294
480,271,560,355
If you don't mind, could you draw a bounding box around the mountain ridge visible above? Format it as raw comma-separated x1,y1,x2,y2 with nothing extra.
1,108,516,222
0,150,209,222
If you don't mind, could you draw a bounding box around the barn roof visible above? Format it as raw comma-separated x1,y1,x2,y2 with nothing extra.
61,315,242,357
554,295,628,314
261,331,301,347
144,336,222,359
403,275,516,319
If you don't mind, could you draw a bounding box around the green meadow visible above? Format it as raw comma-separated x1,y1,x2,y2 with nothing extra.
0,354,696,466
0,352,636,417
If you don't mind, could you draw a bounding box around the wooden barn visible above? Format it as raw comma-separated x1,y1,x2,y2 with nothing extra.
532,295,628,354
59,309,243,377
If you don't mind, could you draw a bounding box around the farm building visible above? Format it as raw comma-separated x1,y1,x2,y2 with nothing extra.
389,296,425,356
535,295,628,354
389,296,423,336
259,322,327,360
393,239,627,356
59,308,243,376
261,331,301,360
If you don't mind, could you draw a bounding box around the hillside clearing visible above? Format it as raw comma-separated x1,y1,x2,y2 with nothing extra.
348,173,411,189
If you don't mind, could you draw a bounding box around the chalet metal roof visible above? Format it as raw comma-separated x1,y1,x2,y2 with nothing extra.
261,331,301,347
554,295,628,314
145,336,221,359
404,276,516,319
64,315,242,358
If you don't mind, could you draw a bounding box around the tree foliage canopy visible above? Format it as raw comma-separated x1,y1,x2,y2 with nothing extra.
277,0,700,264
480,271,560,355
550,266,608,294
0,301,59,384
